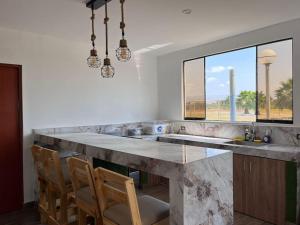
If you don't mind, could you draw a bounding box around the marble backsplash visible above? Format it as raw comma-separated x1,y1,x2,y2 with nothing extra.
33,121,171,137
170,121,300,146
34,120,300,147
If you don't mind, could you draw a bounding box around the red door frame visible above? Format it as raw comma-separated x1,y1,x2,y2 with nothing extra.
0,63,23,211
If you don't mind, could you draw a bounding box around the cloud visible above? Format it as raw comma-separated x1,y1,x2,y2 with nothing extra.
219,83,225,88
207,66,236,73
207,77,217,83
207,66,226,73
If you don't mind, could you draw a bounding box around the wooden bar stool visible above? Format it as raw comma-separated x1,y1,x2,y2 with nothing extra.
67,157,102,225
95,167,169,225
32,145,48,224
42,148,77,225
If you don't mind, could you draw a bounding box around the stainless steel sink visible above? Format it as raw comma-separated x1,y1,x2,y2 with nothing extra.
226,140,267,147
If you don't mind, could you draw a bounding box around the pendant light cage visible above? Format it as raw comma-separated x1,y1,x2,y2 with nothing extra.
101,0,115,78
116,0,131,62
87,5,101,68
101,58,115,78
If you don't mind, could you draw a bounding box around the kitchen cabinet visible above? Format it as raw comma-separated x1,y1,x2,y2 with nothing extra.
233,154,286,225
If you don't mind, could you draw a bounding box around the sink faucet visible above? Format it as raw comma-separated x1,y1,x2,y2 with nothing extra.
245,122,256,142
249,122,256,142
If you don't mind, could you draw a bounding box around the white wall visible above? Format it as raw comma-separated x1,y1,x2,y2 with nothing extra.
157,18,300,125
0,27,158,203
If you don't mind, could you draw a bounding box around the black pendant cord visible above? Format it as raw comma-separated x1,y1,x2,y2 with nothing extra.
91,5,96,49
104,0,109,57
120,0,125,38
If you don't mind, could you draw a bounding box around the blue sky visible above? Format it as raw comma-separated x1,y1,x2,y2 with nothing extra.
185,39,292,103
205,47,256,102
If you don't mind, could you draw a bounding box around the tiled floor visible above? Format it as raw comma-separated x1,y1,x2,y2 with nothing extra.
0,185,273,225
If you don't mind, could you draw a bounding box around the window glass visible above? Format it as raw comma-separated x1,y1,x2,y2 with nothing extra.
205,47,256,122
257,40,293,122
183,39,293,124
184,58,205,119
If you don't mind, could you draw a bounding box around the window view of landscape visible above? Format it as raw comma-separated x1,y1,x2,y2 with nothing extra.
257,40,293,122
184,39,293,123
184,58,205,119
205,47,256,122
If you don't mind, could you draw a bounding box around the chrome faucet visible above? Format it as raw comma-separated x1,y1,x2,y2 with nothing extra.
249,122,256,142
245,122,256,142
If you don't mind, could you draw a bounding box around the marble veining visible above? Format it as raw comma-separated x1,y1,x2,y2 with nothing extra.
34,120,300,147
33,121,171,136
35,132,233,225
33,120,300,225
37,133,229,165
182,153,233,225
170,121,300,147
158,134,300,162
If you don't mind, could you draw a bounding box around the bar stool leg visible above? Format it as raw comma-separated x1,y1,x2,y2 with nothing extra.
78,209,87,225
39,181,48,223
60,193,68,225
48,189,57,220
95,217,103,225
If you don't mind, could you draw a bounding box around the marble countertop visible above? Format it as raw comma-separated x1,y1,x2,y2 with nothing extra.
40,132,230,165
155,134,300,162
34,132,234,225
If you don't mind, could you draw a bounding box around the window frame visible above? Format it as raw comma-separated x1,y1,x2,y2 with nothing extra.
183,38,293,124
255,39,293,124
183,57,206,120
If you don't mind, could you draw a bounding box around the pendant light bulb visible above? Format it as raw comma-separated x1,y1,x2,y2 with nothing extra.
87,49,101,68
116,39,131,62
101,58,115,78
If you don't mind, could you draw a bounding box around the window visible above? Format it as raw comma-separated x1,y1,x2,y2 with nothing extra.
205,47,256,122
183,39,293,123
184,58,205,119
257,40,293,122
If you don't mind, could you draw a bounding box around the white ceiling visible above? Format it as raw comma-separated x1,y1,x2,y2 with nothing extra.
0,0,300,55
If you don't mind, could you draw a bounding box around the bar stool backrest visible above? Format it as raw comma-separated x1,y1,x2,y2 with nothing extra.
95,167,143,225
42,148,66,193
67,157,101,218
31,145,49,224
32,145,47,182
67,157,95,194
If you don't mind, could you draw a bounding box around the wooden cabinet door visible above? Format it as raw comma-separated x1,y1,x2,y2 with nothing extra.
233,154,286,225
250,156,286,225
233,154,247,213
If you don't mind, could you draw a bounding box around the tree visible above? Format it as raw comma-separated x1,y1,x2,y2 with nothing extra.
274,78,292,110
219,96,230,110
257,91,266,110
237,91,256,114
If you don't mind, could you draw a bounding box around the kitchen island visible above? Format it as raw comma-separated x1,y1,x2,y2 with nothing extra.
35,132,233,225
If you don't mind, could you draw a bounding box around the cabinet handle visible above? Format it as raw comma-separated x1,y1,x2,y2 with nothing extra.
250,161,252,173
243,160,246,171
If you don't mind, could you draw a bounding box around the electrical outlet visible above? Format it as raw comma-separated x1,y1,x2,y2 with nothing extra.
297,134,300,140
180,126,186,131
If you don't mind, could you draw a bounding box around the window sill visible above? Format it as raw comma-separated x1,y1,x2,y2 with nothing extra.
181,119,294,127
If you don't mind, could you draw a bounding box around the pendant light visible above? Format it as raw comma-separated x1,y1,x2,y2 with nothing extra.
101,0,115,78
116,0,131,62
87,5,101,68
